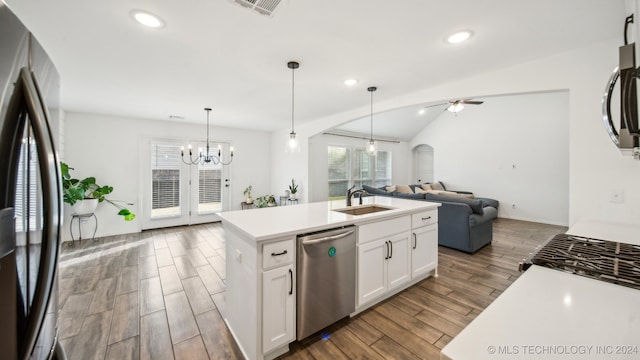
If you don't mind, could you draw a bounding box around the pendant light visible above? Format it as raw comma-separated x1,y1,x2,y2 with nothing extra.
181,107,234,165
285,61,301,153
366,86,377,156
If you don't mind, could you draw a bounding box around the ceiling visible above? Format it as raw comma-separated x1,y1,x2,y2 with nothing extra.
5,0,625,134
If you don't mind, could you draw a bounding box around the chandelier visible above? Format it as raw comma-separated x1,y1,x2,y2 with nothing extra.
181,107,234,165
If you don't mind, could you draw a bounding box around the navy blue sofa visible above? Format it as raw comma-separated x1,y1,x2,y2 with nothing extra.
362,183,498,254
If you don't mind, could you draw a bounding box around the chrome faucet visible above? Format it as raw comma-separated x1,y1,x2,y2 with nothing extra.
346,185,367,206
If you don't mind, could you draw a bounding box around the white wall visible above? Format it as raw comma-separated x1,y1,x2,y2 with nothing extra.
271,33,640,227
412,91,569,225
63,112,271,240
307,134,411,202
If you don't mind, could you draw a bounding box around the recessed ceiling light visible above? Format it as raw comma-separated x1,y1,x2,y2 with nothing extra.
131,10,165,28
344,79,358,86
447,30,472,44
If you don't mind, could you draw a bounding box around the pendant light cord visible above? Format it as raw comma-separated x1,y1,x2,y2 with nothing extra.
370,90,373,141
291,66,295,133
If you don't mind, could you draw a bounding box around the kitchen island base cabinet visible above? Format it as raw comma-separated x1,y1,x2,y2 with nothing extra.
223,226,295,360
411,224,437,278
357,229,411,308
262,264,295,355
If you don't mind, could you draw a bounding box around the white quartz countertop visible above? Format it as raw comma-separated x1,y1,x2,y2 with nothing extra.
441,265,640,360
218,196,439,242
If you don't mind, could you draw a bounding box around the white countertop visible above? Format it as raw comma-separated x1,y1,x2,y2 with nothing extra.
441,265,640,360
218,196,439,242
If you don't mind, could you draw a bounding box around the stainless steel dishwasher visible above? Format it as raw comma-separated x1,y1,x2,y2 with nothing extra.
296,225,356,340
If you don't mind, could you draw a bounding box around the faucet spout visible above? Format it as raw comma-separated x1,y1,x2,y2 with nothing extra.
347,188,368,206
346,185,356,206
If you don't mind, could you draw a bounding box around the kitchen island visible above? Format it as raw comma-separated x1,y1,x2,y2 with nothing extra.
219,196,440,360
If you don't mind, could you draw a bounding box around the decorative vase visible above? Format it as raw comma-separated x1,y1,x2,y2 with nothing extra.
72,198,99,215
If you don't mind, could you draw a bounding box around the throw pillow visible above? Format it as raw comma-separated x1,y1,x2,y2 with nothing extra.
385,185,397,192
430,182,444,191
396,185,413,194
421,184,433,191
414,187,427,194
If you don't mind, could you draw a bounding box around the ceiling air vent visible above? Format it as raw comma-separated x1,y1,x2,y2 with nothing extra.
232,0,282,17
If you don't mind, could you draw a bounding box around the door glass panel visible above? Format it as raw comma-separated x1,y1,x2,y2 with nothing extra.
197,144,223,214
151,144,181,218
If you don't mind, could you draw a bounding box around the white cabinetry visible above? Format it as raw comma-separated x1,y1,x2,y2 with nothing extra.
411,210,438,278
262,264,294,354
357,216,411,308
261,239,295,356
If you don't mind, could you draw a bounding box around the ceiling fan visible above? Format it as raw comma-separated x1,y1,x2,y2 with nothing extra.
424,99,484,113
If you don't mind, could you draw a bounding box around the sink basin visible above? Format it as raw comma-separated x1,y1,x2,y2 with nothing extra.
333,204,394,216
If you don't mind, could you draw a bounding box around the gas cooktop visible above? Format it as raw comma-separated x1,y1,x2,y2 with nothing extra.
520,233,640,291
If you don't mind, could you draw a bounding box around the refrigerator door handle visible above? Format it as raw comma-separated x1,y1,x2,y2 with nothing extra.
6,67,62,359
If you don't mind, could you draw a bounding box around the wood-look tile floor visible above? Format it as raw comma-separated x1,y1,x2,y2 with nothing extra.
57,218,566,360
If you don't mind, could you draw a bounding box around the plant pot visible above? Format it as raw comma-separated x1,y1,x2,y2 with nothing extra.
289,193,297,200
72,198,99,215
246,197,253,204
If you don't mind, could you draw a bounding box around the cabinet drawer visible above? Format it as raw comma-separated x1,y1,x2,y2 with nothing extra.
358,216,410,244
412,210,437,228
263,238,294,270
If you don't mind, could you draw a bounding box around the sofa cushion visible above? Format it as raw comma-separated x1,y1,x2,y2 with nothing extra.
392,191,426,200
430,182,445,191
395,185,413,194
385,185,397,192
414,186,428,194
362,184,390,196
421,184,433,191
425,193,484,215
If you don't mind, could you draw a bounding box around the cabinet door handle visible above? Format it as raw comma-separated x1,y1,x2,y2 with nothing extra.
389,240,393,259
413,233,417,250
288,269,293,295
384,241,389,260
271,250,288,256
422,216,431,221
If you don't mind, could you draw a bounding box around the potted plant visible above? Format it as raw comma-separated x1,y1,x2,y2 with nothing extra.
243,185,253,204
60,162,135,221
254,195,276,208
288,179,298,200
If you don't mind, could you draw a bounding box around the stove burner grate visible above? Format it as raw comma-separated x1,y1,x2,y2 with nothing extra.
527,233,640,290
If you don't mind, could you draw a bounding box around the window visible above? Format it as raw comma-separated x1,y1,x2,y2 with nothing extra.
328,146,392,199
151,144,181,218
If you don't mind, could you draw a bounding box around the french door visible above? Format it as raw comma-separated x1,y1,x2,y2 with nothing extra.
141,138,230,230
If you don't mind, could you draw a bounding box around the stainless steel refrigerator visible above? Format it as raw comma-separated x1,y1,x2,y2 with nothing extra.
0,3,66,359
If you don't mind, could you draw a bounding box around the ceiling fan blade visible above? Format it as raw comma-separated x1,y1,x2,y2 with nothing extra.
461,100,484,105
423,102,449,108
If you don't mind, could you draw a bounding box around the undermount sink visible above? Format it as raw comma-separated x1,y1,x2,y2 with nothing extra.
333,204,394,216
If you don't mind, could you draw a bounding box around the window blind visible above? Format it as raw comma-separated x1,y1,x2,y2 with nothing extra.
151,144,181,217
